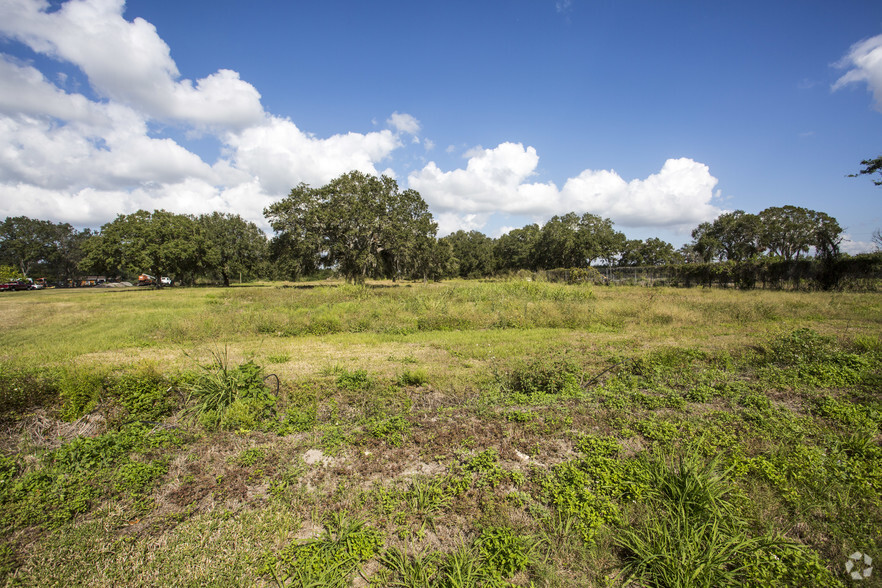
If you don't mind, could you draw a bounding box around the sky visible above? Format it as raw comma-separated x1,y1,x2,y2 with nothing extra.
0,0,881,252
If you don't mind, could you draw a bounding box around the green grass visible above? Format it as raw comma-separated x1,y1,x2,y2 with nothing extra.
0,280,879,586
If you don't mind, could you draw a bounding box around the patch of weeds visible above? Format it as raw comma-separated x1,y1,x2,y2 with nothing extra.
616,451,841,587
685,384,715,403
319,425,351,454
738,391,772,412
813,396,879,434
398,368,429,387
263,511,382,587
58,366,108,421
436,543,495,588
370,415,412,447
336,368,372,391
503,409,538,423
307,316,342,336
377,547,440,587
461,448,508,489
759,328,872,388
476,526,535,580
0,365,59,415
1,424,183,530
233,447,266,467
502,355,583,400
535,463,623,543
184,349,276,431
266,353,291,364
273,404,317,435
535,434,649,544
112,458,168,496
111,369,174,421
0,542,19,581
634,418,681,446
405,478,451,530
269,463,305,498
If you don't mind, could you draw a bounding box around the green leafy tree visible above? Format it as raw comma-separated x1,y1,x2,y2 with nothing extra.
690,221,720,262
0,216,58,277
619,237,678,266
0,265,23,282
578,213,625,267
48,225,93,282
535,213,583,269
758,206,841,262
535,212,624,269
440,230,496,278
265,171,437,284
198,213,267,286
708,210,762,262
81,210,201,284
495,224,540,272
377,186,437,281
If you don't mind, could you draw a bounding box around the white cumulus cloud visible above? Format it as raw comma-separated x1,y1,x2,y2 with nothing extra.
409,143,720,229
387,111,421,135
0,0,412,228
0,0,264,130
833,34,882,112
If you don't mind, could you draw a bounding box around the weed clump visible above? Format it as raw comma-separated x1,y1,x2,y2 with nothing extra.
264,512,382,587
502,356,583,399
184,350,276,430
616,452,841,587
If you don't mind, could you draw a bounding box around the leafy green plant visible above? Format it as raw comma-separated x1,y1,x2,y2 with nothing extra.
336,368,372,391
370,415,412,447
112,370,174,421
616,450,841,588
265,512,382,588
378,547,440,587
476,526,534,580
58,367,108,421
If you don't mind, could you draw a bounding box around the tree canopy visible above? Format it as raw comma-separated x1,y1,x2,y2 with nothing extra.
81,210,201,284
264,171,438,283
0,217,91,280
198,212,267,287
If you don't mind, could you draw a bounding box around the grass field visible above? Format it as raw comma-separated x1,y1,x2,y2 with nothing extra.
0,280,880,587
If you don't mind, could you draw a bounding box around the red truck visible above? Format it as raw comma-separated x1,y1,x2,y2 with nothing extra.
0,280,33,291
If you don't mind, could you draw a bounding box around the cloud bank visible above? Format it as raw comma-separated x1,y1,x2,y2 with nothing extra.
0,0,722,235
409,143,721,232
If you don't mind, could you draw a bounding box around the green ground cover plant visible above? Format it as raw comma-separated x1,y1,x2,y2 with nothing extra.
0,281,879,586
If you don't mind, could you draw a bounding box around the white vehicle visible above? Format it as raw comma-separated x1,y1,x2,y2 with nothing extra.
160,277,172,286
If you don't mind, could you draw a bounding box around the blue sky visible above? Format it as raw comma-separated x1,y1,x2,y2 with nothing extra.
1,0,881,251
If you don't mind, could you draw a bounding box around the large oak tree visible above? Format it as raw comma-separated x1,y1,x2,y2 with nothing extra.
265,171,437,283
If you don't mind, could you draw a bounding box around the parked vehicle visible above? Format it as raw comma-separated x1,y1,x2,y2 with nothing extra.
0,280,32,291
160,277,172,286
138,274,155,286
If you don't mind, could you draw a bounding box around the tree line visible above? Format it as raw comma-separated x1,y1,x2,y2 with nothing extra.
0,170,876,288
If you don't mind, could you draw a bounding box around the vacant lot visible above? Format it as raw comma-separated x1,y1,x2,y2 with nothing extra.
0,281,880,587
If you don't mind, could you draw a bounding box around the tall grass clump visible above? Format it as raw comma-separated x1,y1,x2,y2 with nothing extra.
184,348,276,430
616,451,841,587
